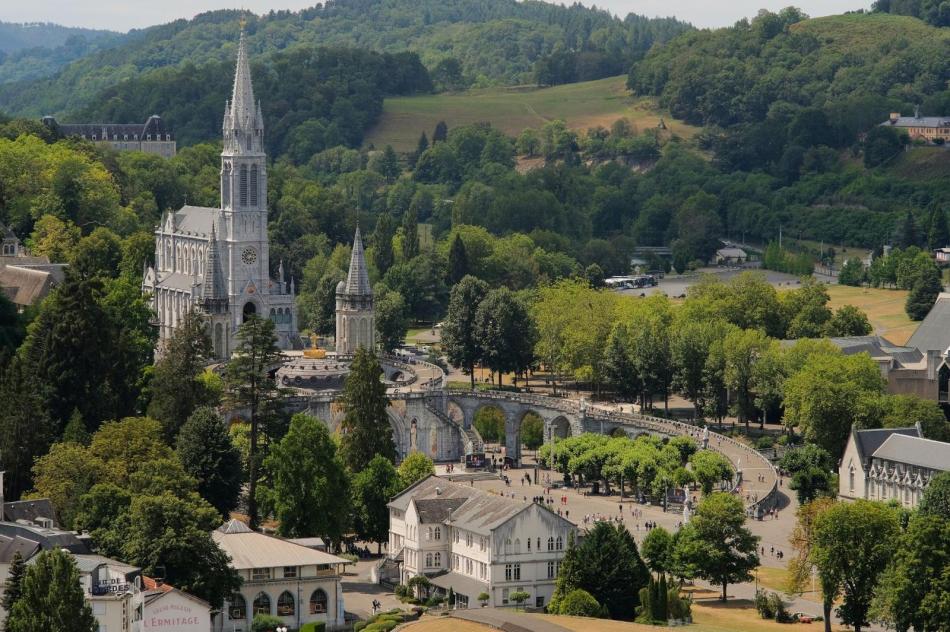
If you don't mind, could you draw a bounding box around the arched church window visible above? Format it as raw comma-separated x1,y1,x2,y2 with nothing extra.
240,164,248,206
250,164,259,206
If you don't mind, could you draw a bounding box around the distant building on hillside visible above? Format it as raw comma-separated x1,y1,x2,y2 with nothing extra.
715,247,748,265
881,108,950,143
839,425,950,509
41,114,176,157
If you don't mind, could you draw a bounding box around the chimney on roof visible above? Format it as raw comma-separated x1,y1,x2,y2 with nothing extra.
435,486,442,496
889,112,900,124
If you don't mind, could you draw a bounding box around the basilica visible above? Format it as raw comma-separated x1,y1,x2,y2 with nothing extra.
143,29,298,358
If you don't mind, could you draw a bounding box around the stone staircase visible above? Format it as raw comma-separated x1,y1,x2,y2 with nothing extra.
425,400,483,454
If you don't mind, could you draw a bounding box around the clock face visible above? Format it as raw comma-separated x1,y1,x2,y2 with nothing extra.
241,247,257,265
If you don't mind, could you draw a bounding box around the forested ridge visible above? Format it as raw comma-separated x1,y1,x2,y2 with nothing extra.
0,22,125,85
0,0,689,118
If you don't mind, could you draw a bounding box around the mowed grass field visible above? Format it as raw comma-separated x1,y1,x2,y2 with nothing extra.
825,284,916,345
364,75,701,151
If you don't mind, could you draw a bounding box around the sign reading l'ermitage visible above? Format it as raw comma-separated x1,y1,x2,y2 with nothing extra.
142,595,209,631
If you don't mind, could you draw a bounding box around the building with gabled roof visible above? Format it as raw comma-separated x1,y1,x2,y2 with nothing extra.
211,519,347,631
386,475,575,610
838,424,950,508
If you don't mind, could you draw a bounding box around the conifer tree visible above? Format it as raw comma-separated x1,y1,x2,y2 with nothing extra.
448,233,468,284
433,121,448,143
378,145,400,183
5,549,97,632
441,276,489,389
0,551,26,614
371,213,396,274
401,206,420,261
340,348,396,471
177,406,243,518
927,208,950,250
61,409,90,445
147,310,216,440
224,316,285,529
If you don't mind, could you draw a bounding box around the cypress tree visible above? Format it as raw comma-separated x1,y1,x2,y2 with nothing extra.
402,206,420,261
371,214,396,274
448,233,468,284
340,348,396,471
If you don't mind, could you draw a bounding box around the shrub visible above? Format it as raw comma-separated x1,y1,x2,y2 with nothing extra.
301,623,327,632
338,552,359,563
424,595,443,608
558,588,602,617
477,591,490,606
754,589,774,619
394,584,410,599
768,592,790,623
251,614,284,632
354,622,368,632
668,588,691,620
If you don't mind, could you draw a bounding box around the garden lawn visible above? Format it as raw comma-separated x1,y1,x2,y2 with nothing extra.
824,284,916,345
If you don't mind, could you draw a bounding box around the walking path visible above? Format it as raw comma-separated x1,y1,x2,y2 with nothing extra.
451,607,571,632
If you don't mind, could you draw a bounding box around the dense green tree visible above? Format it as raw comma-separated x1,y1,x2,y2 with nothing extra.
396,451,435,490
557,588,603,617
19,270,143,432
919,471,950,519
176,407,242,518
260,413,350,547
673,493,759,601
0,292,23,355
784,353,884,458
905,259,942,320
641,526,675,575
812,500,899,632
5,549,97,632
374,288,409,353
433,120,448,143
603,323,639,401
779,444,835,504
376,145,400,182
475,287,536,387
0,356,54,501
837,258,866,287
521,413,544,450
871,512,950,632
340,348,396,471
442,276,489,389
223,316,285,529
352,455,400,553
826,305,872,337
147,310,216,440
551,522,649,620
722,328,773,429
689,450,733,495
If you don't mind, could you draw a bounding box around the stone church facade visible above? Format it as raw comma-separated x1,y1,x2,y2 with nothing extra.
143,29,298,358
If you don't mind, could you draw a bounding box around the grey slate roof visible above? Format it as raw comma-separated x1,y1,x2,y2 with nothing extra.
0,535,40,564
0,266,54,306
43,115,173,141
872,434,950,471
0,521,88,555
2,499,57,525
429,571,489,598
170,205,220,237
828,335,924,364
389,476,568,536
415,498,468,524
341,226,372,296
854,426,920,463
883,116,950,129
907,293,950,353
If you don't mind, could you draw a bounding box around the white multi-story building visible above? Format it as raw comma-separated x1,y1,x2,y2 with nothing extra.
839,424,950,508
387,476,575,610
211,519,348,632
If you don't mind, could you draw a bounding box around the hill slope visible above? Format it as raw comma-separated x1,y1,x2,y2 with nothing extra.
364,75,701,151
0,0,690,118
0,21,119,53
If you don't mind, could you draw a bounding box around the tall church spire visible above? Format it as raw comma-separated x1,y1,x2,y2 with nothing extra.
343,226,372,296
229,25,256,132
202,222,227,308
